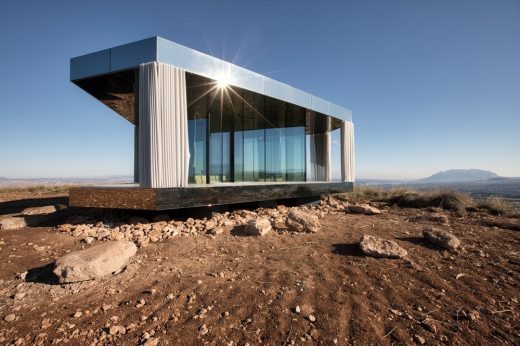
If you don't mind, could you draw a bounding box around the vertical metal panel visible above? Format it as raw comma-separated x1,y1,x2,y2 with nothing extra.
110,37,157,72
292,88,312,109
264,79,291,103
330,103,352,122
311,96,330,116
70,49,111,80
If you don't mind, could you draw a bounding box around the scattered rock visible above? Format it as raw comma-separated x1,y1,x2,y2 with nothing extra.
53,240,137,284
0,217,27,230
390,309,402,316
423,227,460,251
13,292,26,300
421,318,437,333
348,204,381,215
414,334,426,344
244,218,272,236
467,310,480,320
4,314,16,322
73,311,83,318
109,325,125,335
308,314,316,322
285,209,321,233
359,234,408,259
82,236,95,245
21,205,58,215
199,324,208,335
209,226,224,235
295,305,301,314
144,338,159,346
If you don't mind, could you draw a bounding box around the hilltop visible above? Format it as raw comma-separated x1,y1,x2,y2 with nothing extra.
0,188,519,344
417,169,499,183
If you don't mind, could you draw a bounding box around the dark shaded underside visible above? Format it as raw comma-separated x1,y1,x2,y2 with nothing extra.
69,182,353,210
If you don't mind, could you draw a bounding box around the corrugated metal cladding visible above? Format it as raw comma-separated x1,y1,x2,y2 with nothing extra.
70,37,352,122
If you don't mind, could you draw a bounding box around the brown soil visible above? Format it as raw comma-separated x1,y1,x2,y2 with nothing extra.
0,192,519,345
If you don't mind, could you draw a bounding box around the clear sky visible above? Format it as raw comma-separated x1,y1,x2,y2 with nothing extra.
0,0,519,179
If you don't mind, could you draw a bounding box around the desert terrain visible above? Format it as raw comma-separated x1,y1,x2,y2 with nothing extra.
0,188,519,345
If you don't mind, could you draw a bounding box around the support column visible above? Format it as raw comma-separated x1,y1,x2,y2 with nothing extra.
340,120,355,182
139,62,190,188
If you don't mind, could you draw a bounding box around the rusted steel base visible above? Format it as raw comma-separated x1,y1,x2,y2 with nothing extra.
69,182,353,210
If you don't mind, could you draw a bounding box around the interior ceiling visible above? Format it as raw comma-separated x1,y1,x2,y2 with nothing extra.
74,69,138,125
73,69,343,132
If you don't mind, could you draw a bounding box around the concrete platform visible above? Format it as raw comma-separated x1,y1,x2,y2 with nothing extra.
69,182,353,210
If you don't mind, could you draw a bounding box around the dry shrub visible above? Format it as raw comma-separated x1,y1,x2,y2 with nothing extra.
477,197,514,216
335,186,474,214
386,189,473,214
334,186,419,205
334,186,389,204
480,219,520,231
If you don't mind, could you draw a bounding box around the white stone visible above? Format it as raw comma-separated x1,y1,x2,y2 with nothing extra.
285,209,321,233
0,217,27,230
359,234,407,259
348,204,381,215
244,218,272,236
53,241,137,283
423,227,460,251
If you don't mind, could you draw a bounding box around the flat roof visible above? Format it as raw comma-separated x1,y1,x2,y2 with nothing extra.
70,37,352,121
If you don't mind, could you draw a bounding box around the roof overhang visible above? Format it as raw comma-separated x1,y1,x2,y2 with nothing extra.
70,36,352,122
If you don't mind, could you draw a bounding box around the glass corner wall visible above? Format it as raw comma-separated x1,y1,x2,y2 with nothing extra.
186,72,339,185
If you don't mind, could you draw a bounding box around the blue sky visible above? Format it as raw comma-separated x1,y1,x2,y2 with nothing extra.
0,0,519,179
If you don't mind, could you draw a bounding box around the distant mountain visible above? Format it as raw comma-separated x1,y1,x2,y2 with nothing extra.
417,169,499,183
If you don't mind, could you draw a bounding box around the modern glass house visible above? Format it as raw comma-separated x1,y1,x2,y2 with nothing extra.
69,37,355,210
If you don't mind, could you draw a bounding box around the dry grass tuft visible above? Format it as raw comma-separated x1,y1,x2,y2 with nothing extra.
335,186,474,214
336,186,520,217
477,197,516,216
386,189,473,214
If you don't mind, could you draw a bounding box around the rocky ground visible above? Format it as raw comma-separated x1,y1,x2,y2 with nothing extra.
0,190,519,345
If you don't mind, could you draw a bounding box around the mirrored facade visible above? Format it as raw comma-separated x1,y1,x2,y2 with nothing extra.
187,72,340,185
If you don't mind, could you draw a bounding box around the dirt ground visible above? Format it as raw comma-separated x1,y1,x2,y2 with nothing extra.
0,191,519,345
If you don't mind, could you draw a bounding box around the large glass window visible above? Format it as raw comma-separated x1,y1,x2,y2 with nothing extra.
187,73,208,184
186,72,338,185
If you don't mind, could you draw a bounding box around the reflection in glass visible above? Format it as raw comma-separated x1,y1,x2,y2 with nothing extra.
186,71,337,185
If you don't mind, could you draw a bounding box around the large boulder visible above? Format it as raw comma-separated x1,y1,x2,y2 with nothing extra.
53,241,137,283
244,218,272,236
348,204,381,215
0,217,27,230
359,234,407,259
285,209,320,233
422,227,460,251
